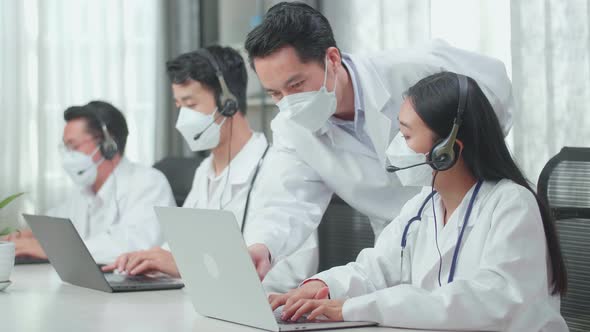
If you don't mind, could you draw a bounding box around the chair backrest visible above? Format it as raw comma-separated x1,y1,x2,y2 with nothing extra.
317,195,375,272
153,156,204,207
538,147,590,332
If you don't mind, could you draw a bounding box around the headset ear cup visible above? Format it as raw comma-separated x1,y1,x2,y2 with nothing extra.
429,138,456,171
101,139,118,160
99,129,118,160
220,98,238,117
428,139,444,170
102,134,118,160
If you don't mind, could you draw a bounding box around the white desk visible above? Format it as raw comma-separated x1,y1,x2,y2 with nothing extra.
1,265,451,332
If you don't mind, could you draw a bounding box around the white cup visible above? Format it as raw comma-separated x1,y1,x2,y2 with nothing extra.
0,241,16,282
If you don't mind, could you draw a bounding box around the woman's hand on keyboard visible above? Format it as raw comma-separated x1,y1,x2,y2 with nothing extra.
284,297,344,322
269,280,330,314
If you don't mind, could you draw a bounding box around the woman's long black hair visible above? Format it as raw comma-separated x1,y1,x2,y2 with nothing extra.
406,72,567,295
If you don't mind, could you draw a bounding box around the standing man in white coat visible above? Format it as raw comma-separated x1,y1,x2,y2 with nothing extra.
103,46,318,293
243,2,514,279
5,101,175,264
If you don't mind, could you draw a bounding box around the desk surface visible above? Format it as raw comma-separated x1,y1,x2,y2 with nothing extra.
1,265,451,332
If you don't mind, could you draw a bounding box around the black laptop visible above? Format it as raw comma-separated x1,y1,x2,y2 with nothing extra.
15,256,49,265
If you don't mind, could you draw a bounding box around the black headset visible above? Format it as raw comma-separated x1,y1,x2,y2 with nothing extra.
427,73,469,171
197,48,239,118
94,112,119,160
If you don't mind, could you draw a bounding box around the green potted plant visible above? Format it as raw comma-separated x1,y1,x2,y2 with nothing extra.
0,193,25,237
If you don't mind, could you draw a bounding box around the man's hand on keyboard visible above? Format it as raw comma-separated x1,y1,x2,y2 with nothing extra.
101,247,180,278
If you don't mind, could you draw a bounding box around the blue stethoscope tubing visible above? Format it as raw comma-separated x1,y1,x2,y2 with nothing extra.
400,180,484,284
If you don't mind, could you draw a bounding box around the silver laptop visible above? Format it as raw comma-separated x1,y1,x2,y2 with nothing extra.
155,207,376,331
22,214,184,293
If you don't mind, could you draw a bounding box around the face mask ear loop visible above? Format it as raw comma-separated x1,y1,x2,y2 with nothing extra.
322,55,328,91
323,56,338,94
90,146,105,166
323,56,329,87
89,145,100,157
456,139,465,157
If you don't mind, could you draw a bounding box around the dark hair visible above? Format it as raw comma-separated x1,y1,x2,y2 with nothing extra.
406,72,567,295
244,1,338,70
64,100,129,154
166,46,248,114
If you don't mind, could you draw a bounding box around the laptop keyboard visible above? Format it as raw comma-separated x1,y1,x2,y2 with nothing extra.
15,256,50,265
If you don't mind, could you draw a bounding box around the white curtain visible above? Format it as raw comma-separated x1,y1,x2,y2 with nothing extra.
0,0,168,226
322,0,510,92
511,0,590,182
322,0,430,53
430,0,511,75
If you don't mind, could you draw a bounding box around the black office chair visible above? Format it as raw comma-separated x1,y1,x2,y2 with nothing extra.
317,195,375,272
153,156,204,207
538,147,590,332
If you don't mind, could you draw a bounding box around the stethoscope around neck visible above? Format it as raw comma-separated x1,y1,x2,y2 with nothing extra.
399,179,483,285
240,144,270,233
201,143,270,234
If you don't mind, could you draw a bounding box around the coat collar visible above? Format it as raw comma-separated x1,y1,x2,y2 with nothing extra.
80,157,131,204
206,133,268,186
345,53,394,165
192,133,268,208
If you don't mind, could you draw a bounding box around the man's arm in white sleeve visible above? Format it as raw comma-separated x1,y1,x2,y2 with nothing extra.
84,169,175,263
243,140,332,265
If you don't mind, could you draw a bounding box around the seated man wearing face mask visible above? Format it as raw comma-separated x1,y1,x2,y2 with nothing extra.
102,46,318,293
6,101,175,264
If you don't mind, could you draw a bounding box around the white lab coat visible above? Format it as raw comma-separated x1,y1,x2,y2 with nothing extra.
46,158,175,264
311,180,567,331
181,133,319,293
244,39,514,265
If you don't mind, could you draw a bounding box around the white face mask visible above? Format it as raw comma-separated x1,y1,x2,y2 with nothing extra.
276,57,337,133
175,106,226,151
62,146,104,187
385,132,434,187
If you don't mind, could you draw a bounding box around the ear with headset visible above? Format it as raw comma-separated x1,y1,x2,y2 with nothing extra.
94,113,119,160
191,48,240,141
427,73,468,171
197,48,239,118
387,73,469,173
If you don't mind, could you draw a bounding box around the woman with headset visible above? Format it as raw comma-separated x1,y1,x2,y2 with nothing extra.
269,72,568,331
